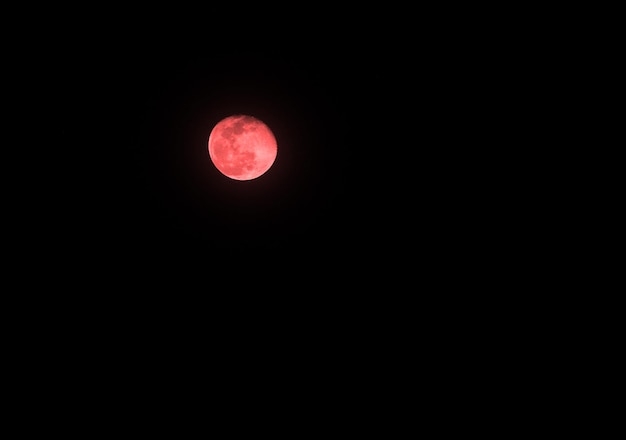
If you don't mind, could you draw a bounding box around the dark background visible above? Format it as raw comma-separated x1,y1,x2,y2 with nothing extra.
37,12,468,287
21,6,532,299
5,6,552,426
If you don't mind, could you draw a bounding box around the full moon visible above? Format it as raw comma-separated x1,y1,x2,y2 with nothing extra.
208,114,278,181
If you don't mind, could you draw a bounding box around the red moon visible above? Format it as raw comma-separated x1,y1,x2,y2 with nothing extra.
208,115,278,181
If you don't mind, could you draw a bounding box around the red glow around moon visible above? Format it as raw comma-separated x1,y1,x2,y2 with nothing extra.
208,115,278,181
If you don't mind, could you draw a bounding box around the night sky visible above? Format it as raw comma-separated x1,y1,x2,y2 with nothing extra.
31,7,518,316
9,9,541,423
48,28,396,275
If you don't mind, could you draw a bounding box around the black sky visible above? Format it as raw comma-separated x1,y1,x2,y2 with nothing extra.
28,6,524,308
7,9,546,416
45,28,371,271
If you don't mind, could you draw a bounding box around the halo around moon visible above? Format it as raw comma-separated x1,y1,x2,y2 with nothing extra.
208,115,278,181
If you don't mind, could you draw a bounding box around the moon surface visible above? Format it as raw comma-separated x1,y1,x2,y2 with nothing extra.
208,115,278,181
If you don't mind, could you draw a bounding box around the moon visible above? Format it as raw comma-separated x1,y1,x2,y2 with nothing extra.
208,115,278,181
